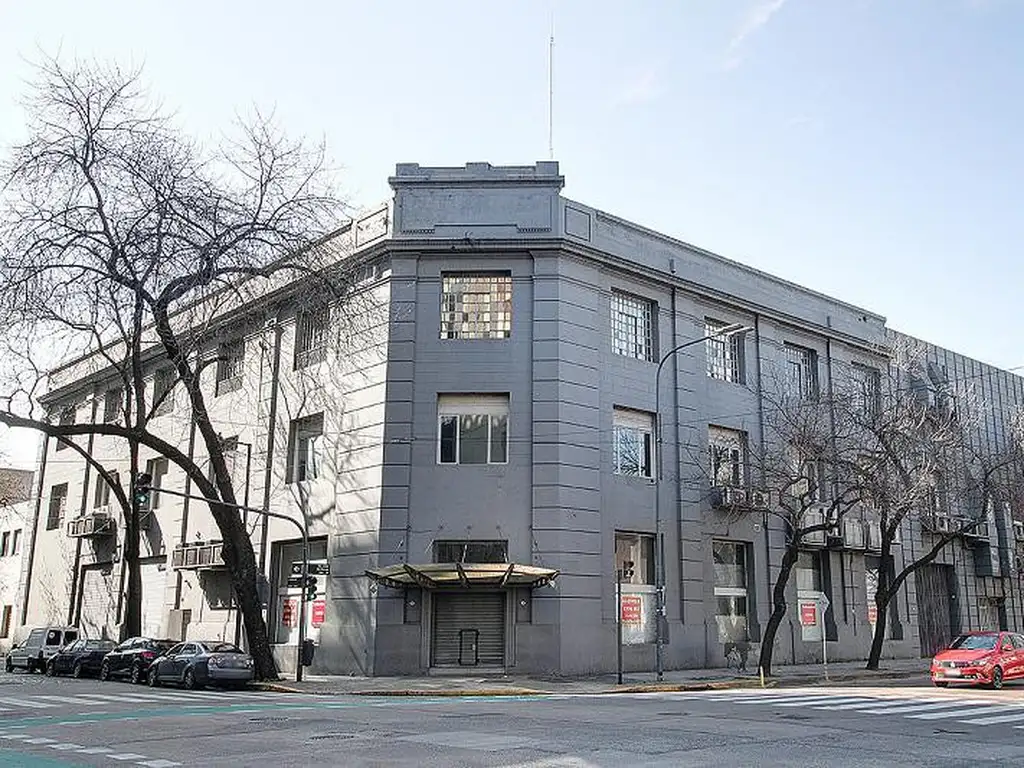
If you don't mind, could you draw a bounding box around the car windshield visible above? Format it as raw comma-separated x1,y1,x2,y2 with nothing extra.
149,640,176,652
202,643,243,654
948,634,998,651
84,640,115,651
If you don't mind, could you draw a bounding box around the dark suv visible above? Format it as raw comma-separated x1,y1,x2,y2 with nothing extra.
100,637,177,684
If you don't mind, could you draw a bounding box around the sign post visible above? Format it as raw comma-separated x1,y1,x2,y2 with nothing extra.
616,570,624,685
818,594,831,681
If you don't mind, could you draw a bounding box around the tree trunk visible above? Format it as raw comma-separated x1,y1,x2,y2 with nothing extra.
866,544,893,670
757,542,801,677
121,443,142,639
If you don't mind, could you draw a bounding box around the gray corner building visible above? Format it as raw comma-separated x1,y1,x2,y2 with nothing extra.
20,161,1024,677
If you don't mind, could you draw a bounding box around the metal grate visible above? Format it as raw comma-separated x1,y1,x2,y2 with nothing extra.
611,292,654,361
294,309,329,369
705,319,744,383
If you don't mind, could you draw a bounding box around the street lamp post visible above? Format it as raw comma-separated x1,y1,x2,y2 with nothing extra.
652,322,750,681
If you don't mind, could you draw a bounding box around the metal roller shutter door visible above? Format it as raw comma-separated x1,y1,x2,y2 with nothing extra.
79,567,118,640
432,592,505,667
140,561,166,638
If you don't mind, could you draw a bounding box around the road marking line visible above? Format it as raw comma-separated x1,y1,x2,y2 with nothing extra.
813,699,912,710
76,746,112,754
108,753,149,761
0,696,56,709
137,760,182,767
47,743,84,750
780,697,874,708
72,693,168,704
1,733,32,740
908,705,1024,720
735,695,856,706
23,737,57,744
853,701,990,715
960,710,1024,725
36,695,107,706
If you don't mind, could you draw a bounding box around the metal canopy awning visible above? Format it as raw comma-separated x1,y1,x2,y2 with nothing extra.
365,562,559,590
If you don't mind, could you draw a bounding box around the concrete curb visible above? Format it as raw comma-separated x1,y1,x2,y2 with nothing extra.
250,669,922,697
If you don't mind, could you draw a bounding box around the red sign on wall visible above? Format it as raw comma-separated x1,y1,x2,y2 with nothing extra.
620,595,642,624
312,600,326,627
800,602,818,627
867,605,878,624
281,598,296,627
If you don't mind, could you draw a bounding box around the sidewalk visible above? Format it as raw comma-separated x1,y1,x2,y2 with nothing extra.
253,656,929,696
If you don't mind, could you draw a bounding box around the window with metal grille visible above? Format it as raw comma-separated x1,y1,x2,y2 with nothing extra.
611,292,655,361
287,414,324,482
144,457,169,510
439,273,512,340
713,541,749,642
851,363,882,417
152,369,175,417
706,318,745,383
784,343,819,399
215,339,245,395
437,394,509,465
612,408,654,478
615,532,655,585
46,483,68,531
434,540,508,563
294,309,329,369
103,387,122,424
708,425,746,486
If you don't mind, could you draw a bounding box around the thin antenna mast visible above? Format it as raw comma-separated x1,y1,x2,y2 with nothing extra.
548,5,555,160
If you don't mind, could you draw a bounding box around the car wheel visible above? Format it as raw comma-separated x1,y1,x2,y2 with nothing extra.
989,666,1004,690
72,662,84,679
99,662,110,682
4,657,11,673
183,668,201,691
932,680,948,688
148,666,160,687
130,663,143,685
45,661,55,677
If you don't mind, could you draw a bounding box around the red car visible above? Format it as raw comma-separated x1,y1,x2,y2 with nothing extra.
931,631,1024,689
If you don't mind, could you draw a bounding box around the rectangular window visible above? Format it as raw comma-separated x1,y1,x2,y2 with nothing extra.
294,309,329,369
207,436,238,486
434,540,508,563
437,394,509,465
784,344,819,400
93,470,119,509
152,369,175,417
288,414,324,483
612,408,654,478
615,532,655,585
706,318,745,383
46,483,68,531
851,363,882,417
11,529,20,556
215,339,245,395
0,605,11,638
142,456,169,511
103,387,122,424
713,541,748,643
611,292,655,361
796,551,823,592
439,272,513,340
0,531,8,556
708,426,746,486
55,405,75,451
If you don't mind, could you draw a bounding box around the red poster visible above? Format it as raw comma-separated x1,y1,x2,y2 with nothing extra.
312,599,326,627
620,595,642,624
281,598,296,627
800,602,817,626
867,605,878,624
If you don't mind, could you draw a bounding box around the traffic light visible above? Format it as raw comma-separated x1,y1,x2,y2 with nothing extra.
134,473,153,509
303,575,318,602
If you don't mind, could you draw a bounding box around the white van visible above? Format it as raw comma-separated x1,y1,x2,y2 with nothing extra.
5,626,79,673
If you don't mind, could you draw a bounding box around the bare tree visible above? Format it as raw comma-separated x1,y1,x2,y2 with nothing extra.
0,57,350,679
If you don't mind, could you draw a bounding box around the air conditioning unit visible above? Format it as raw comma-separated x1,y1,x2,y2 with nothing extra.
65,509,115,538
841,518,867,550
171,540,226,570
748,489,771,510
935,515,952,533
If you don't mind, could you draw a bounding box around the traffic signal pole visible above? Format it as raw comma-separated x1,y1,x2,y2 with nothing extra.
135,481,310,682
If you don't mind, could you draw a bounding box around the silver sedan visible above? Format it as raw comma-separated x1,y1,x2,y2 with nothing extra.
148,641,254,690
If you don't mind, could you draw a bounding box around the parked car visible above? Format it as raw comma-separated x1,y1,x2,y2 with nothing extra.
5,627,79,673
3,641,22,673
148,641,254,690
931,630,1024,689
101,636,177,684
46,639,116,678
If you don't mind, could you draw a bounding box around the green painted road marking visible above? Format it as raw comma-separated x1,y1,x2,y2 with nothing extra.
0,746,89,767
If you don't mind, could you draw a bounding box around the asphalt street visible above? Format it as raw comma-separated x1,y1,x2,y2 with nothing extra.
3,673,1024,766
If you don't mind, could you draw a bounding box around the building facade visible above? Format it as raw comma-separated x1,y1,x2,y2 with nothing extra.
16,162,1024,675
1,467,32,653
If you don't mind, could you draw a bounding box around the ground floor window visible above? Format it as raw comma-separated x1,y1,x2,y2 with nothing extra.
713,541,748,643
614,532,655,585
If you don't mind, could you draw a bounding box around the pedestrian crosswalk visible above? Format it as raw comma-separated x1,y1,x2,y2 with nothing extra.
681,688,1024,729
0,687,295,714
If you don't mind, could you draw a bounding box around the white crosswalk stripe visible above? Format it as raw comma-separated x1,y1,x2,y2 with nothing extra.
0,696,56,709
0,688,294,713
